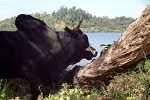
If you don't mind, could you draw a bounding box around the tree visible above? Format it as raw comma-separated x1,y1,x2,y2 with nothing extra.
0,6,134,32
70,5,150,90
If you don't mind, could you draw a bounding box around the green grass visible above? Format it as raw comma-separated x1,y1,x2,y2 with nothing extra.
44,59,150,100
0,59,150,100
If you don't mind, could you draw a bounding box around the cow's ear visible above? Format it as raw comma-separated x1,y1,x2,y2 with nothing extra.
64,27,72,33
64,27,78,38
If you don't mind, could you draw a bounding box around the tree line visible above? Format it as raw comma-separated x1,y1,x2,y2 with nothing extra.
0,6,135,32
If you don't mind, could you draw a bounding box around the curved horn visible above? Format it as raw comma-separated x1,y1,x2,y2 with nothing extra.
75,17,83,30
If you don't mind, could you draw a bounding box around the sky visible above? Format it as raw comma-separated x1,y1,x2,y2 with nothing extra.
0,0,150,21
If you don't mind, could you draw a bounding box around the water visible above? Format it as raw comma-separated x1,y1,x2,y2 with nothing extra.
78,32,123,65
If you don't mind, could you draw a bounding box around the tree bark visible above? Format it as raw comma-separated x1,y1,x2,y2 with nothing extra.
73,5,150,90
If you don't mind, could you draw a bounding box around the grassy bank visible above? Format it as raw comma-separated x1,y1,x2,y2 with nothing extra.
0,59,150,100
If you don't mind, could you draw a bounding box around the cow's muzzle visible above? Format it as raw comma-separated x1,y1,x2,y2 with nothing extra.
84,45,98,60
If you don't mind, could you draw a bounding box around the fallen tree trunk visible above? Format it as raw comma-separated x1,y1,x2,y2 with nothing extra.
72,5,150,90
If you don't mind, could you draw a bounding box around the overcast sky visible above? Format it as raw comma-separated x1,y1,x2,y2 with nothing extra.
0,0,149,20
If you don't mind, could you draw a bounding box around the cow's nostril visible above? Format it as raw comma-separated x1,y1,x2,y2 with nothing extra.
94,51,98,57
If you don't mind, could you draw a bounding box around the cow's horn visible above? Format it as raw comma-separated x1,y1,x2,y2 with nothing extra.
75,17,83,30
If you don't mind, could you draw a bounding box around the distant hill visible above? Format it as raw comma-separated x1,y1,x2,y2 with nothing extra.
0,6,135,32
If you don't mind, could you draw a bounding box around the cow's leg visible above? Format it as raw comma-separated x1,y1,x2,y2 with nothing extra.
21,64,45,100
30,83,38,100
30,82,45,100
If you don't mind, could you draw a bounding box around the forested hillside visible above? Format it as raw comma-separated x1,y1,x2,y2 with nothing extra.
0,6,135,32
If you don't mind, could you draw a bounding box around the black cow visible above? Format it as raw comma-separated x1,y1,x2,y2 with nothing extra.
0,14,97,100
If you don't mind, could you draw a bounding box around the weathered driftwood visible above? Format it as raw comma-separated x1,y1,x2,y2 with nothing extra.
72,5,150,90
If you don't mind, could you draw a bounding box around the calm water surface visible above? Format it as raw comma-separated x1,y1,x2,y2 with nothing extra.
78,32,122,65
